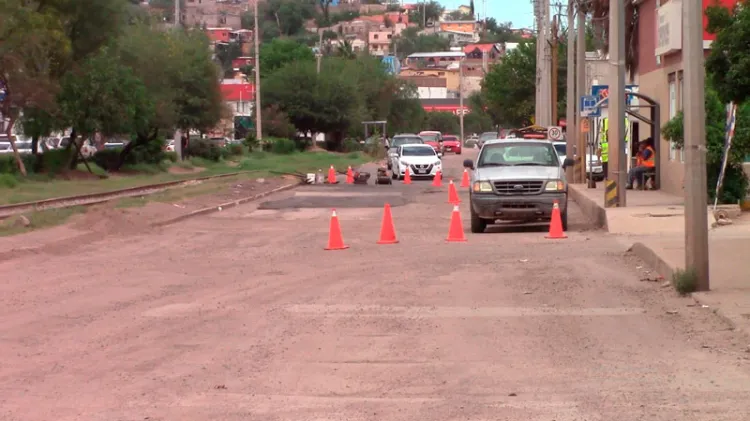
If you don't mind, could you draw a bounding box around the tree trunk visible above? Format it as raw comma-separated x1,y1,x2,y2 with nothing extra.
5,117,27,176
64,129,78,170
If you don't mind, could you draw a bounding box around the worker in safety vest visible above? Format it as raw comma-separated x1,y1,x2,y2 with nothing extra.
626,138,656,189
597,117,629,178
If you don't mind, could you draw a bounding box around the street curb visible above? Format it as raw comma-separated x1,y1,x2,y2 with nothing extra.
626,240,750,338
151,181,302,228
568,185,608,229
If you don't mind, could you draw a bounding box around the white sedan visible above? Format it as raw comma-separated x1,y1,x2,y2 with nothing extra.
553,141,604,181
391,144,442,180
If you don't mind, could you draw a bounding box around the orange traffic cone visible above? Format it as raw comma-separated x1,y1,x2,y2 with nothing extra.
460,169,470,188
327,165,337,184
403,167,412,184
377,203,398,244
545,201,567,239
432,170,442,187
325,209,349,250
447,180,461,204
446,205,467,242
346,166,354,184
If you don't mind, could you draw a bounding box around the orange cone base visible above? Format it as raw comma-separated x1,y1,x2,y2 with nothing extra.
446,237,467,243
545,234,567,239
325,244,350,250
377,238,399,245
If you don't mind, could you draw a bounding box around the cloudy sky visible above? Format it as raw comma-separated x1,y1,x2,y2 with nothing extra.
436,0,535,28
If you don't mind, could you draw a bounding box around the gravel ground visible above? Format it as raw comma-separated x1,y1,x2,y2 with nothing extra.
1,152,750,421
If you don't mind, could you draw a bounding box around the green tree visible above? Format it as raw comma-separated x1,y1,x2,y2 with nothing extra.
705,3,750,103
0,0,71,175
260,38,315,76
411,0,443,27
215,41,243,77
392,27,450,59
424,112,459,134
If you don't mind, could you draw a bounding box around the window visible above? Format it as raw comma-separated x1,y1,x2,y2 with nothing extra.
668,74,677,161
401,146,436,156
678,71,685,162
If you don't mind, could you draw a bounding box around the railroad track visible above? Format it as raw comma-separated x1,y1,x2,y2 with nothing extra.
0,171,269,219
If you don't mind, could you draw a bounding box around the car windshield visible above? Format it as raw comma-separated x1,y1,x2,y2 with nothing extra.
478,143,559,167
553,144,566,156
391,137,423,147
420,133,439,142
402,146,435,156
479,132,497,141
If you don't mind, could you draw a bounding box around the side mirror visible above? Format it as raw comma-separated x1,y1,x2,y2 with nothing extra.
562,157,575,169
463,159,474,170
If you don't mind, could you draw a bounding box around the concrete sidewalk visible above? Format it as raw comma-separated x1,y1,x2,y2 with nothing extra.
570,183,750,338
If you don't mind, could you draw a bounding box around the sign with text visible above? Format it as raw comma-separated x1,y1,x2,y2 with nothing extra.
655,0,682,56
591,85,639,107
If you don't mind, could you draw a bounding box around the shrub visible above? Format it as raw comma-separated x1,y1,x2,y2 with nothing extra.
243,132,259,150
267,137,297,154
186,138,221,161
38,149,72,174
228,143,245,156
0,154,36,175
343,138,362,152
164,151,178,162
672,268,698,295
92,149,122,172
0,174,18,188
129,137,166,165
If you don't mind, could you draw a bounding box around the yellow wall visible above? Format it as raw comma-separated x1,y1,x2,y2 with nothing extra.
399,69,459,90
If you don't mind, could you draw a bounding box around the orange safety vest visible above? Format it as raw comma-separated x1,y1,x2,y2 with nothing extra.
641,146,655,168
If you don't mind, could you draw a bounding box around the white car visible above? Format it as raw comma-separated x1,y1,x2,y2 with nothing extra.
391,144,442,180
552,141,604,181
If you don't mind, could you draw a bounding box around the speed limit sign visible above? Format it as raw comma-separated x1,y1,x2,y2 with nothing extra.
547,126,563,140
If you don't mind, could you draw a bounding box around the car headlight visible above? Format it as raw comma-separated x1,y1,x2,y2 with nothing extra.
434,160,442,166
545,180,565,191
472,181,492,193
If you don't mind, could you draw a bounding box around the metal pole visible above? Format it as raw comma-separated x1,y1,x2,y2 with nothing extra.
540,0,552,127
316,30,323,74
551,12,559,126
565,0,576,181
459,59,465,143
575,1,586,183
423,0,426,28
253,0,262,140
174,0,179,26
535,0,543,125
683,0,709,290
607,0,626,207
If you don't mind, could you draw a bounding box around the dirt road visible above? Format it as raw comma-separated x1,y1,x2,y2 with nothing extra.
2,150,750,421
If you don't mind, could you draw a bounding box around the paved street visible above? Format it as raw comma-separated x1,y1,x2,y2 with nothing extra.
2,150,750,421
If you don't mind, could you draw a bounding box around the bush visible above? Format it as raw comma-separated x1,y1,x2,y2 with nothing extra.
38,149,72,174
228,143,245,156
243,132,259,150
267,137,297,154
164,151,178,162
92,149,122,172
186,138,221,161
129,137,166,165
0,154,36,175
0,173,18,188
342,138,362,152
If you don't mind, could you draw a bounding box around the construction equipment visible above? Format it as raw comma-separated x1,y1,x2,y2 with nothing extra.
375,166,392,185
353,170,371,184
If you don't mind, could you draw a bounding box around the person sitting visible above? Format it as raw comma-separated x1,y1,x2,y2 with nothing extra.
626,138,655,190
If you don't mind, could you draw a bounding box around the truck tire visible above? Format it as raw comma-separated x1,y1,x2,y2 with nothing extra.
470,206,487,233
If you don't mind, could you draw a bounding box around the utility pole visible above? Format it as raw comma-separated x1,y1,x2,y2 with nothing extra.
459,58,465,143
607,0,626,207
575,1,586,183
174,0,180,27
539,0,552,127
422,0,427,28
565,0,576,181
316,30,323,74
253,0,262,140
173,0,182,160
550,9,559,126
534,0,543,126
683,0,709,289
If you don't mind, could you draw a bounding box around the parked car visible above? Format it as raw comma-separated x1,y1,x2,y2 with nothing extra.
0,142,12,154
478,131,498,147
552,141,604,181
386,134,424,169
391,144,442,180
441,135,462,154
464,139,575,233
465,135,479,148
418,130,443,155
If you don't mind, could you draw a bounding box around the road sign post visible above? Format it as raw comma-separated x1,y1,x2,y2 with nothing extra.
548,126,563,140
580,95,600,118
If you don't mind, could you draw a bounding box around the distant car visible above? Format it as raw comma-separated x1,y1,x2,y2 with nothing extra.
418,130,443,154
387,134,424,169
478,132,498,147
392,144,442,180
465,135,479,148
552,141,604,181
0,142,12,154
441,135,462,154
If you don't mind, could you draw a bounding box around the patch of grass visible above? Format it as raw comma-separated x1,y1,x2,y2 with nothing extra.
0,174,18,188
122,162,168,174
0,151,372,205
672,268,698,295
0,206,87,237
75,163,108,177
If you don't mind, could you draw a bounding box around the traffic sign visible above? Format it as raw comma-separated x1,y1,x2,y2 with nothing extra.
591,84,639,106
547,126,563,140
580,95,600,117
580,118,590,133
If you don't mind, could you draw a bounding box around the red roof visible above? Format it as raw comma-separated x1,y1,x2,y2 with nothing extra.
205,28,231,43
220,83,255,101
463,44,497,54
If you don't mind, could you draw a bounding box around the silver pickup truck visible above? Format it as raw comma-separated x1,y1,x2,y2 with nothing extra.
464,138,575,233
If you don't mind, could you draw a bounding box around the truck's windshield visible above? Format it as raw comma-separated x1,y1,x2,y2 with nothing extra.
478,143,558,167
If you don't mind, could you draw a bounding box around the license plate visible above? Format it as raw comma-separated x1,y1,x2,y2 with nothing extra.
445,147,452,151
417,169,428,174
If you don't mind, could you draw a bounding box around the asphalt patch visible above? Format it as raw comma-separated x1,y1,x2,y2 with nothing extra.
258,185,413,209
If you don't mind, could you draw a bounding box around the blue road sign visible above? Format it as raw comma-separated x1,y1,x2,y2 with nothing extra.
591,85,639,106
580,95,600,117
